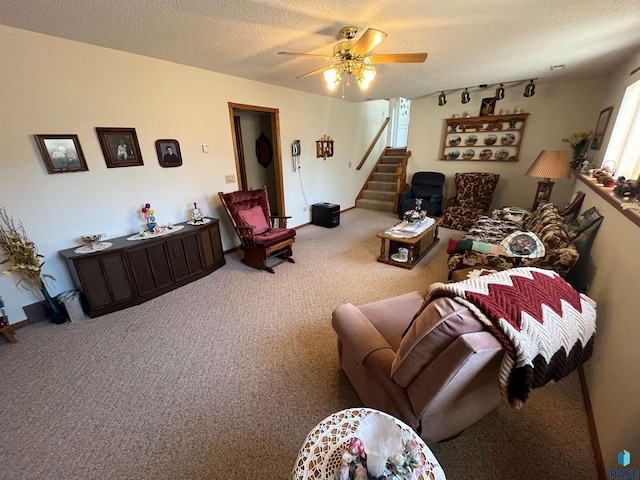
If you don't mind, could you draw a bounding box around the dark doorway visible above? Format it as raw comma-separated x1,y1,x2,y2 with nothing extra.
228,103,284,216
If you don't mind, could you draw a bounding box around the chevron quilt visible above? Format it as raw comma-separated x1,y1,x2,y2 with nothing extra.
427,267,596,407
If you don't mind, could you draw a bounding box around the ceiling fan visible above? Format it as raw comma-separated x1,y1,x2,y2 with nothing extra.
278,26,428,93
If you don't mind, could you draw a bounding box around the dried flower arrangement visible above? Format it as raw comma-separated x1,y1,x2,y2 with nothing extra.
0,206,53,289
0,205,66,323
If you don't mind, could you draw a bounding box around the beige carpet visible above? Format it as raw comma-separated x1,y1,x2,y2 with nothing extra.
0,208,597,479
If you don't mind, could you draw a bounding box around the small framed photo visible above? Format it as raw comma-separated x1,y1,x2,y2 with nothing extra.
479,97,496,116
590,106,613,150
155,139,183,167
34,134,89,174
96,127,144,168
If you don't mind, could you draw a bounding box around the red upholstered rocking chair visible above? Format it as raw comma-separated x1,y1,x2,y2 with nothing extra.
218,186,296,273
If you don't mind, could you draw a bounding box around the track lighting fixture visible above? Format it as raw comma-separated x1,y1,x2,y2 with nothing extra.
524,79,536,97
434,78,538,106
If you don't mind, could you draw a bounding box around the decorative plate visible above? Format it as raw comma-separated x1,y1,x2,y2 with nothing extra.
479,149,492,160
484,134,497,145
449,135,461,146
495,149,509,160
462,149,475,159
501,133,516,145
447,149,460,159
499,231,545,258
465,135,477,146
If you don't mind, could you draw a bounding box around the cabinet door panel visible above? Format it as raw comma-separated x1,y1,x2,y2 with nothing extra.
127,244,172,296
75,254,133,309
75,258,113,309
102,255,135,301
199,222,223,268
166,238,190,281
183,233,204,274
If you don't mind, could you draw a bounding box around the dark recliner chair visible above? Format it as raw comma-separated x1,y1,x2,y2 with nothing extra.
398,172,445,219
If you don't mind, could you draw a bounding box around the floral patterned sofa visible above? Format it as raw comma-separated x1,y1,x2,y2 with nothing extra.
447,203,579,278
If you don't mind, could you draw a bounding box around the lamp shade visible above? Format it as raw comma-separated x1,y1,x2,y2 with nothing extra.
525,150,571,180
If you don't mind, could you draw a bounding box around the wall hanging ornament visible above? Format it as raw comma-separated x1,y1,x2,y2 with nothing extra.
255,132,273,168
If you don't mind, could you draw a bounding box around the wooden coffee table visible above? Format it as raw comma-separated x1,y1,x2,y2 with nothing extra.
377,217,442,269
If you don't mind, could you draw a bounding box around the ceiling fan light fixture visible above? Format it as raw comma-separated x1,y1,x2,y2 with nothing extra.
324,67,342,92
438,91,447,106
356,65,376,90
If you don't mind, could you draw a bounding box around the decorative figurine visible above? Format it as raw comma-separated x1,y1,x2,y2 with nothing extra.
192,203,204,223
141,203,157,232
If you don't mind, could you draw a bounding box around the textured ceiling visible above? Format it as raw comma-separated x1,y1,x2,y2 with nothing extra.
1,0,639,102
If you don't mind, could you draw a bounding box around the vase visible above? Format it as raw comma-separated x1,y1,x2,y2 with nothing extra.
572,139,588,161
40,284,67,324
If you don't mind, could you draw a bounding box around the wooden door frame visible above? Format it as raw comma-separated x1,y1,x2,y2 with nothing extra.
228,102,285,217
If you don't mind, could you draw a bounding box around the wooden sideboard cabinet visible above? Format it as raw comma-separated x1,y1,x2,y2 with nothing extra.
59,220,225,317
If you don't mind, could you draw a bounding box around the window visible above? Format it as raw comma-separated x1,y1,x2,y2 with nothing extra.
604,76,640,180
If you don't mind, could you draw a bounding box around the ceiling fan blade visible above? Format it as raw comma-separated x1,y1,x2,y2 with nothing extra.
349,28,387,56
297,65,333,79
278,52,335,60
368,53,428,64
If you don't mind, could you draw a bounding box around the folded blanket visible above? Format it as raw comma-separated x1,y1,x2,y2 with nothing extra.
426,267,596,407
447,237,501,255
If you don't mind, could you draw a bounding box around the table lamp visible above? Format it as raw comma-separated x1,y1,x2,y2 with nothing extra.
525,150,571,211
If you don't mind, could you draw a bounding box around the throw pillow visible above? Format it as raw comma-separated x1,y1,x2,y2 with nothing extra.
238,206,269,234
566,207,602,239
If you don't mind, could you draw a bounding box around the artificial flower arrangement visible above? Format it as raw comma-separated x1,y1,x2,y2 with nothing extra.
334,413,424,480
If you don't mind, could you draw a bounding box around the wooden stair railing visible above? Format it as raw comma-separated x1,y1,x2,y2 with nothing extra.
357,116,390,171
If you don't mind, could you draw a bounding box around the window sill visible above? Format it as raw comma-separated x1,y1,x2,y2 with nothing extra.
573,170,640,228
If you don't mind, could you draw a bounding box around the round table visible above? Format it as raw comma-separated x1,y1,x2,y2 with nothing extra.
291,408,446,480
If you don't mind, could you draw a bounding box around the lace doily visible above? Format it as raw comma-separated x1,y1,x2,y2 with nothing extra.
291,408,445,480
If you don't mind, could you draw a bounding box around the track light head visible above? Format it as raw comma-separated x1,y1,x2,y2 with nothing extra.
495,83,505,100
524,79,536,97
461,88,470,104
438,91,447,106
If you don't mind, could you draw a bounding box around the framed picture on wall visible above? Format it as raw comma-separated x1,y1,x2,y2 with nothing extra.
34,134,89,174
590,106,613,150
95,127,144,167
479,97,496,116
155,139,183,167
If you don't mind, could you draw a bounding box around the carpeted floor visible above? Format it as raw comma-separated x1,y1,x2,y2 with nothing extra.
0,208,597,479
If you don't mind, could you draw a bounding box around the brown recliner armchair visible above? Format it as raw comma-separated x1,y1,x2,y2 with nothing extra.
441,172,500,231
332,287,504,445
218,186,295,273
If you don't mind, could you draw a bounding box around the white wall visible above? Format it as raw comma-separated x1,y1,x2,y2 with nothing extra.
0,25,388,322
570,49,640,470
408,78,607,208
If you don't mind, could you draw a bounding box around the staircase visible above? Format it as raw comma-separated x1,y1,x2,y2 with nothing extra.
356,147,410,213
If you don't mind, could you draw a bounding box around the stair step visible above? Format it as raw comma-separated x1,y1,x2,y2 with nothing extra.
380,156,404,165
362,190,396,202
376,164,397,174
385,148,407,156
372,172,397,182
367,180,397,192
356,198,395,212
